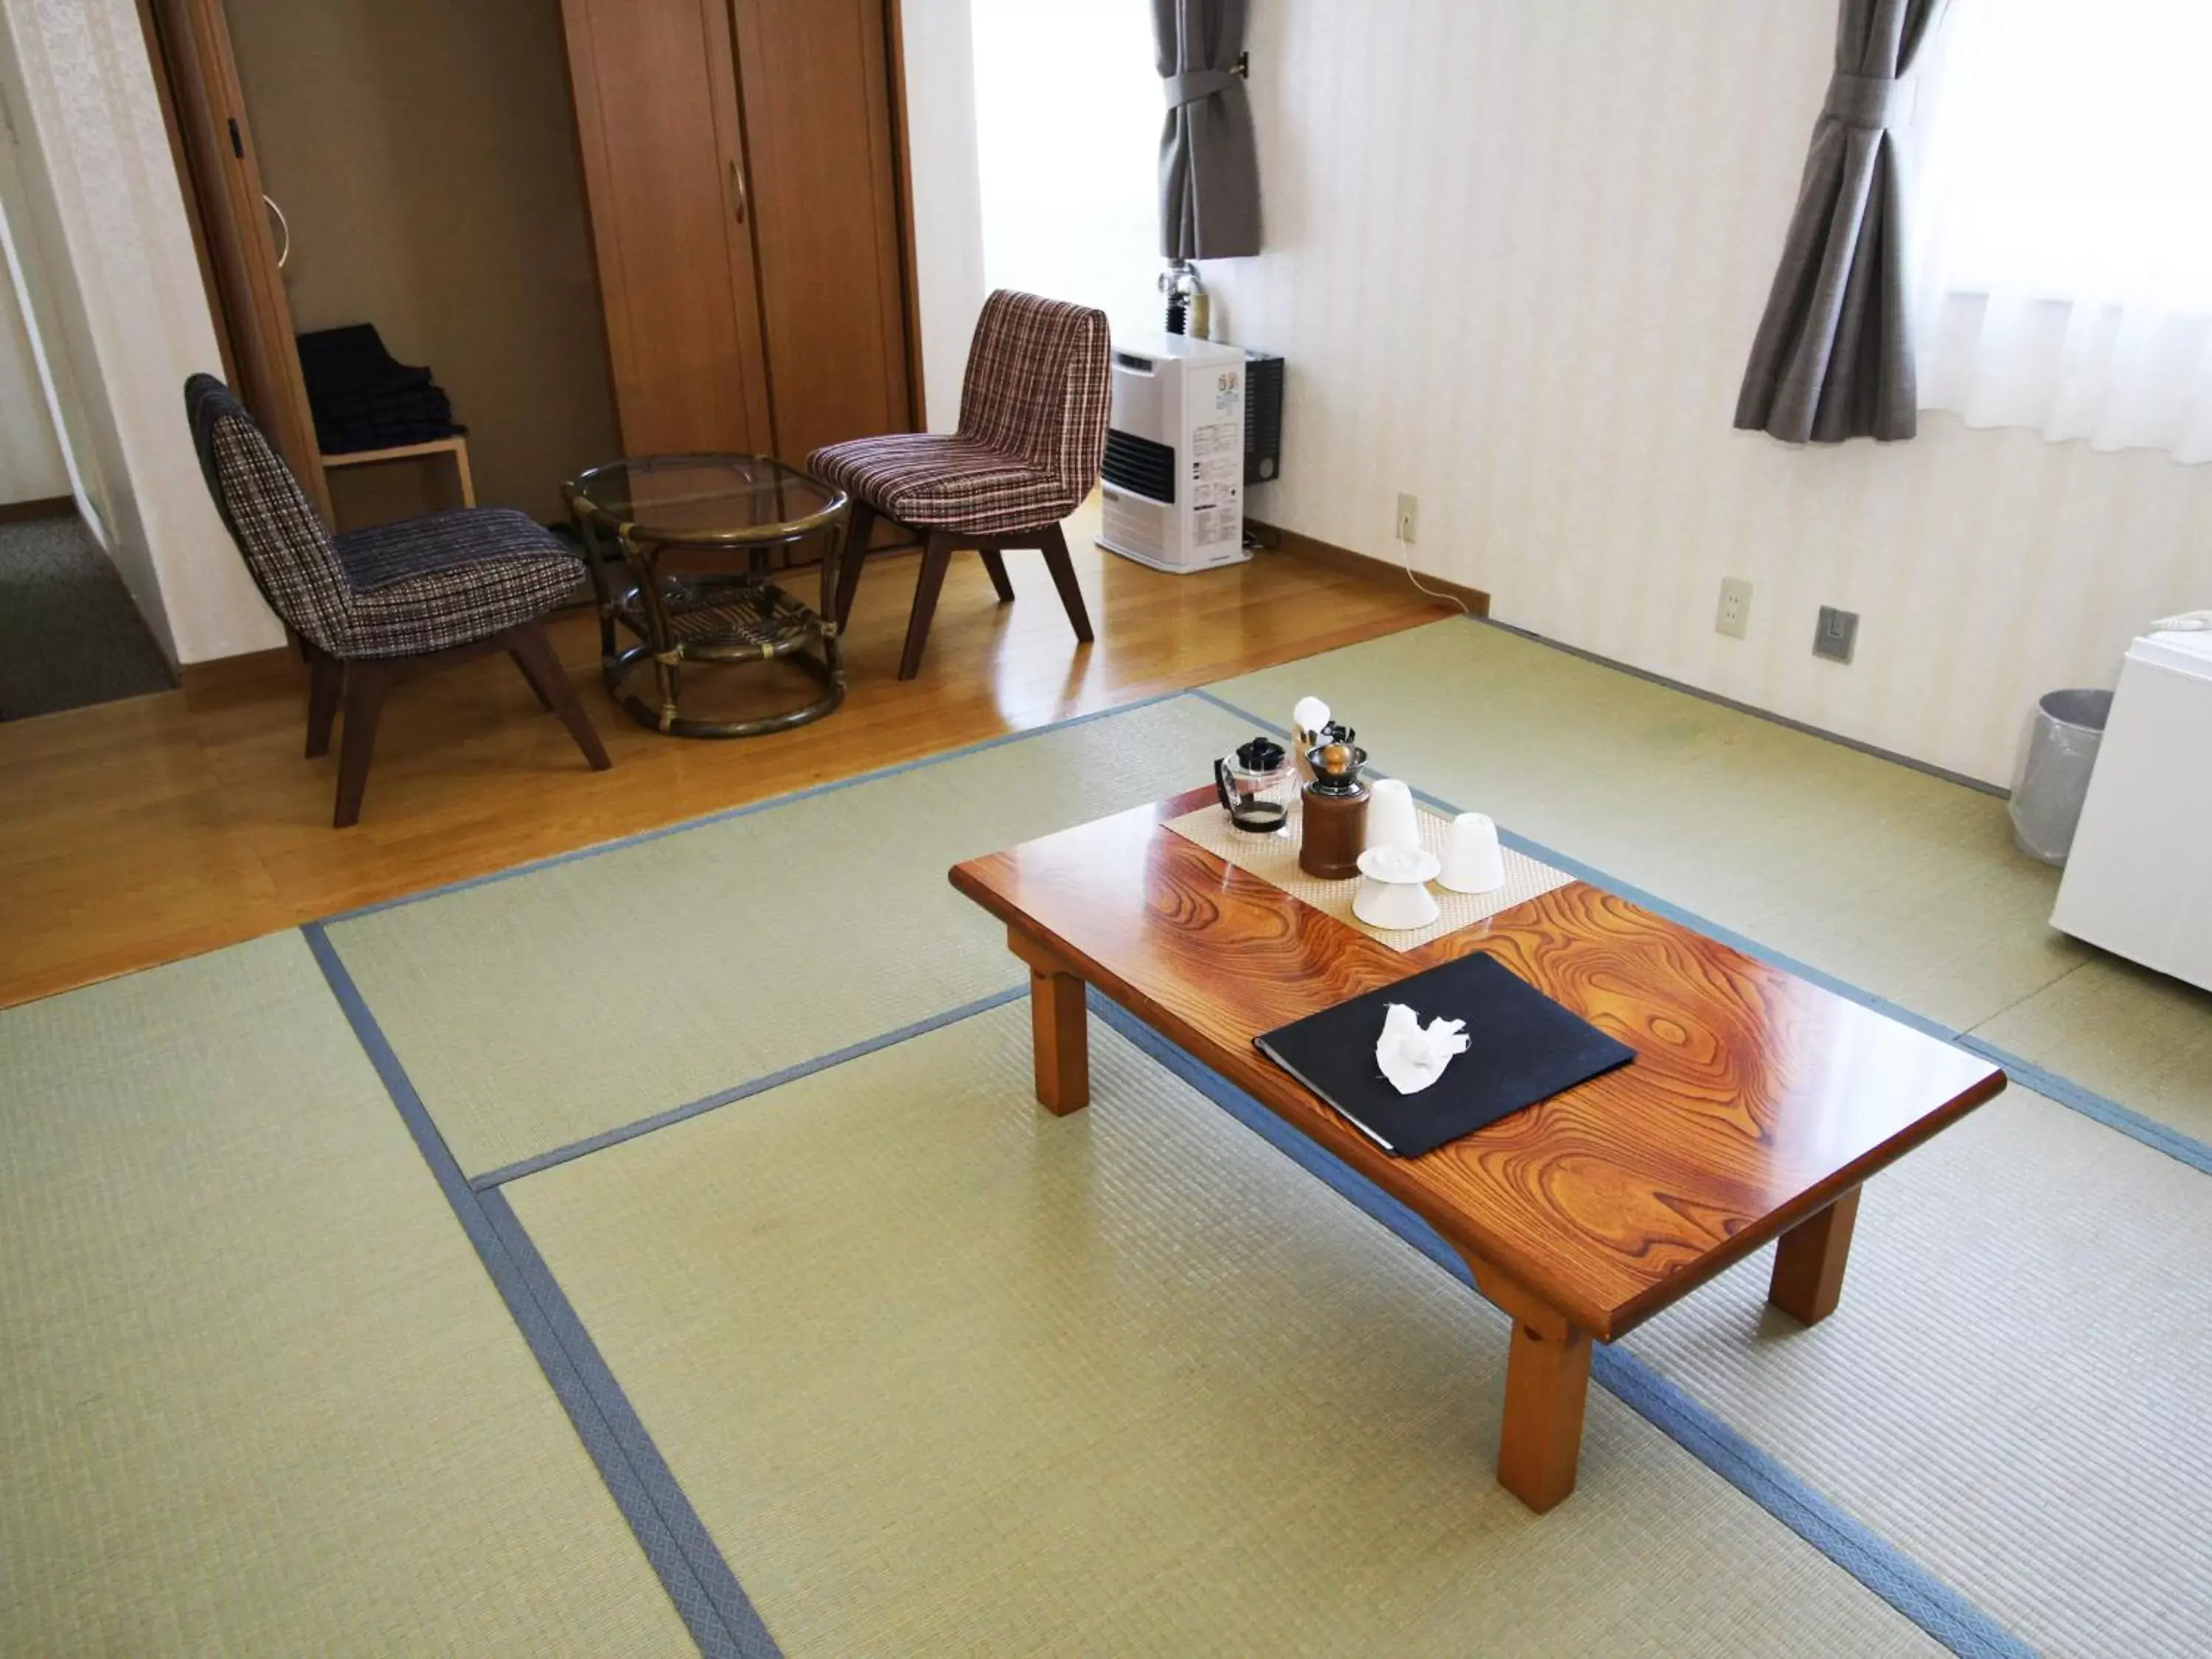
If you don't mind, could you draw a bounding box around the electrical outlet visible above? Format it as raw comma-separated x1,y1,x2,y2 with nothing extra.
1814,605,1859,664
1396,493,1418,543
1716,577,1752,639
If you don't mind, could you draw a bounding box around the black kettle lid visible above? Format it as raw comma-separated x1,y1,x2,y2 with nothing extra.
1235,735,1287,770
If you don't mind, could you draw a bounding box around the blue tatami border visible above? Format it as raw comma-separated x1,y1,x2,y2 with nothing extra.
323,686,1200,925
471,985,1029,1190
1088,995,2037,1659
1188,685,2212,1179
302,922,780,1659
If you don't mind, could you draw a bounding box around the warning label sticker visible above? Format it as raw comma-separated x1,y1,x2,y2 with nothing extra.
1189,420,1242,545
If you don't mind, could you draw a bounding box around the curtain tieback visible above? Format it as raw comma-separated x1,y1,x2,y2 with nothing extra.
1164,68,1239,107
1823,72,1916,131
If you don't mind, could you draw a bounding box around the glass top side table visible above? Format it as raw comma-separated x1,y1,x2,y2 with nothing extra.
565,453,849,738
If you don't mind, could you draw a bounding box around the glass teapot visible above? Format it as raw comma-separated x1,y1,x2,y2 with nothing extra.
1214,735,1297,832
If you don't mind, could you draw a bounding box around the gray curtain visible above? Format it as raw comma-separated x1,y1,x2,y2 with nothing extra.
1735,0,1949,444
1155,0,1260,259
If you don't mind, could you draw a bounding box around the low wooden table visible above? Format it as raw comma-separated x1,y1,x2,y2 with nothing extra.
950,787,2006,1512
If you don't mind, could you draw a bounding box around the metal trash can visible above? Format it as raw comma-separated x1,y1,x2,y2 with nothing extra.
2008,689,2114,864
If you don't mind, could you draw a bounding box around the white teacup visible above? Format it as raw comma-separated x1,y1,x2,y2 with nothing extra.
1352,845,1441,931
1439,812,1506,894
1364,777,1421,855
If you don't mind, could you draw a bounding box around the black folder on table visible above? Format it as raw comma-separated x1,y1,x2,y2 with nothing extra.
1254,954,1635,1158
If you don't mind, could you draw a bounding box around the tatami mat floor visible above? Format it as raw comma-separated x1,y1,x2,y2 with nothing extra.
509,1005,1943,1658
324,696,1252,1180
0,935,688,1657
4,617,2205,1655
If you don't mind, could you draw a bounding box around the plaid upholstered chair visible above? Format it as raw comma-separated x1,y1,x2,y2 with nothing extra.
808,290,1110,680
184,374,611,828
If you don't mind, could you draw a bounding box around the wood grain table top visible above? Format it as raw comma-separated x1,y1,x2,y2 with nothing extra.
950,787,2006,1341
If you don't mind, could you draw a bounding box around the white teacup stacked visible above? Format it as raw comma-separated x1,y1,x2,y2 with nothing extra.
1352,785,1507,930
1439,812,1506,894
1354,779,1438,930
1352,844,1441,930
1363,778,1421,852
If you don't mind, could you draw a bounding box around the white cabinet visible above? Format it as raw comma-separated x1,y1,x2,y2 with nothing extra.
2051,629,2212,992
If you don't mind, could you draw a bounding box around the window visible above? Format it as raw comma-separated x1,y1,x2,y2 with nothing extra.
1912,0,2212,461
970,0,1161,345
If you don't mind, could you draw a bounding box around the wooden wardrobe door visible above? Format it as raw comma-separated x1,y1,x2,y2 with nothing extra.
144,0,332,521
561,0,773,456
728,0,916,464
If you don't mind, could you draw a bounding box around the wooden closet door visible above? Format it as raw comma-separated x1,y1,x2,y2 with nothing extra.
561,0,773,456
728,0,916,464
144,0,333,521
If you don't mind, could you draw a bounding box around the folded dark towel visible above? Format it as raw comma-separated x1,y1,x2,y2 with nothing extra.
317,387,451,432
320,394,449,428
296,322,465,453
296,324,431,403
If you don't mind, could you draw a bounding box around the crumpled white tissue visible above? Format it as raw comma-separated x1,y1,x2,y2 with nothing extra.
1377,1002,1470,1095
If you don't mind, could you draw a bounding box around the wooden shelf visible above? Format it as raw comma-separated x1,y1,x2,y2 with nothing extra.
321,435,474,507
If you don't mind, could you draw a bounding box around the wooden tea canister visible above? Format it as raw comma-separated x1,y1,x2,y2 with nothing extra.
1299,779,1368,878
1299,738,1370,878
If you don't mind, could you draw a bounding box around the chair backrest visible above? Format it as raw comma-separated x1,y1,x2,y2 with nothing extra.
184,373,352,653
956,290,1111,501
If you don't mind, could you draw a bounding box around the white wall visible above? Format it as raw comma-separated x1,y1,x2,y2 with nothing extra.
0,44,108,536
0,0,282,663
0,237,66,504
1193,0,2212,787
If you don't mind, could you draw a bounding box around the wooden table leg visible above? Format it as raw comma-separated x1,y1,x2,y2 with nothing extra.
1768,1186,1860,1326
1008,928,1089,1115
1027,967,1090,1114
1495,1301,1592,1513
1461,1253,1593,1513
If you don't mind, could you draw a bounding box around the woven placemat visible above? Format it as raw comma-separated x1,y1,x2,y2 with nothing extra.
1166,799,1575,952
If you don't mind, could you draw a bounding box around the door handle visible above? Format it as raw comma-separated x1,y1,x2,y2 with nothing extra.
728,156,750,225
263,193,291,268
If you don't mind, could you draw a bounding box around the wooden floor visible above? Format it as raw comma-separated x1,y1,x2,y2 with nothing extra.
0,510,1447,1008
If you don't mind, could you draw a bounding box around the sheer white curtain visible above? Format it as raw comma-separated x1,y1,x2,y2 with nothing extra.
1911,0,2212,462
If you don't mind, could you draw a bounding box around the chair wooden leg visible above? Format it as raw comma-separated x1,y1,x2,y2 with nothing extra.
509,621,613,772
333,661,391,829
899,531,957,681
1038,524,1093,644
509,649,555,710
978,546,1015,603
835,502,876,627
305,650,342,759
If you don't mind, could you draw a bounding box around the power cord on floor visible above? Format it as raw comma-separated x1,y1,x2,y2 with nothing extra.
1399,543,1469,616
1248,515,1470,614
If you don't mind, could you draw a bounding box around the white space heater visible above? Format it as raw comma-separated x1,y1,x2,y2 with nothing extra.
1096,334,1248,574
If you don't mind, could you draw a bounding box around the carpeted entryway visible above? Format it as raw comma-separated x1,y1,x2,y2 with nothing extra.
4,619,2208,1655
0,512,174,720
